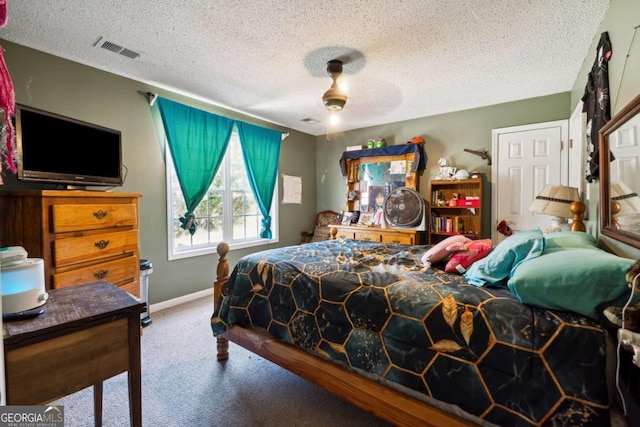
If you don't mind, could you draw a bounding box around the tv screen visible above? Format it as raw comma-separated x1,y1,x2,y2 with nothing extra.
15,104,123,187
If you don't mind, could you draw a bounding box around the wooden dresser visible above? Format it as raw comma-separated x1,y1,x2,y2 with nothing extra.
0,190,142,297
330,225,425,245
339,144,427,245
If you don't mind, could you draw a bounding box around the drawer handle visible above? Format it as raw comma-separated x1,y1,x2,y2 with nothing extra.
94,269,109,279
94,240,110,250
392,240,400,244
93,210,108,220
362,237,372,241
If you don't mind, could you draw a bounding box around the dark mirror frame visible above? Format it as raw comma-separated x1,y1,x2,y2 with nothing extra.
599,91,640,249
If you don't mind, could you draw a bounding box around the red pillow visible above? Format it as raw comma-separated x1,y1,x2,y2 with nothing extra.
444,239,494,273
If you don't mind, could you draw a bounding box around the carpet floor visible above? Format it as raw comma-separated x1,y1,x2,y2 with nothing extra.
51,296,393,426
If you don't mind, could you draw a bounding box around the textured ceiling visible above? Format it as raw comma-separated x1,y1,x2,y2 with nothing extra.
0,1,609,136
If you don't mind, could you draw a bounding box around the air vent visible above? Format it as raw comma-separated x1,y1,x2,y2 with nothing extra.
93,37,140,59
301,118,320,124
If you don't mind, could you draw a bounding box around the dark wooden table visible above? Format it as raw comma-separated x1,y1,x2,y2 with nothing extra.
3,281,145,427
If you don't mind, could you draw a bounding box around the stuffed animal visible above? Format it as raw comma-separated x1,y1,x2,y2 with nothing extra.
421,235,471,266
421,235,494,274
444,239,494,273
437,158,457,179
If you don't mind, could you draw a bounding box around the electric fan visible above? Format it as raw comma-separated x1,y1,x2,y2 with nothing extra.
383,187,425,228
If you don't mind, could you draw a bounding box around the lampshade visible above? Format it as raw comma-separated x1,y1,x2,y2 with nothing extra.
528,185,580,218
610,181,640,217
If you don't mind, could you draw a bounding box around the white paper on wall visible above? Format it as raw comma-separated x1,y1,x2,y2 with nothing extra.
282,174,302,204
389,160,406,175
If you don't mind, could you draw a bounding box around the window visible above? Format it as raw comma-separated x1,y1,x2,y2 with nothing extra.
166,128,278,260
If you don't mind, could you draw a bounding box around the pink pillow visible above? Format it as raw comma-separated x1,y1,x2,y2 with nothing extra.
421,235,471,266
444,239,494,273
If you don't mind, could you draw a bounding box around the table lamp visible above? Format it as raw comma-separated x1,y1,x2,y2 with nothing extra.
610,181,640,229
528,185,585,232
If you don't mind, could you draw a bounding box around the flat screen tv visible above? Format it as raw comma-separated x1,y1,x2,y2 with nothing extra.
15,104,123,187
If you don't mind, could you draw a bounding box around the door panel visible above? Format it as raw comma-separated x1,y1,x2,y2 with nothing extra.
492,120,568,242
609,114,640,230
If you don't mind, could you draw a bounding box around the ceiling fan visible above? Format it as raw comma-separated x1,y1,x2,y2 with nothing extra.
322,59,348,111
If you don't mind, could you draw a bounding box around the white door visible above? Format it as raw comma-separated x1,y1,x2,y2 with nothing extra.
491,120,568,243
609,113,640,229
569,102,586,198
609,113,640,186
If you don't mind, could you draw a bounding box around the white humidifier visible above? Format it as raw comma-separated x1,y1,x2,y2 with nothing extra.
1,247,48,314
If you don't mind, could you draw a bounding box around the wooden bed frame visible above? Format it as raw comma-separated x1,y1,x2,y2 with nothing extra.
212,242,476,427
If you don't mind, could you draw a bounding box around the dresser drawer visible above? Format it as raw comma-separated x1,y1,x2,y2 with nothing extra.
355,231,382,242
381,234,414,244
335,230,355,239
118,279,141,298
53,255,139,290
52,203,137,233
53,230,138,267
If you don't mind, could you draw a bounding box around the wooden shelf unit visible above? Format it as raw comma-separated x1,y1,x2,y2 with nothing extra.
0,190,142,296
429,178,484,244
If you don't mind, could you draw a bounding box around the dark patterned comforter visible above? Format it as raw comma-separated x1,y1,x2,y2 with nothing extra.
211,240,611,426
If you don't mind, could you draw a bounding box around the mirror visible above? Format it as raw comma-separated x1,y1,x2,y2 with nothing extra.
599,92,640,249
359,161,407,214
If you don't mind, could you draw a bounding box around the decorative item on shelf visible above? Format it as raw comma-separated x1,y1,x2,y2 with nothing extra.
454,169,470,180
341,212,353,225
436,158,457,179
610,181,640,230
357,212,374,226
448,192,459,207
367,137,386,148
350,210,360,225
528,185,585,233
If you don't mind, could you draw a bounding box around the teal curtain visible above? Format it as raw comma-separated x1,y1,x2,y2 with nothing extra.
156,97,234,235
237,122,281,238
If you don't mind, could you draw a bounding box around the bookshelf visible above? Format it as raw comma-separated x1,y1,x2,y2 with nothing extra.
429,177,484,244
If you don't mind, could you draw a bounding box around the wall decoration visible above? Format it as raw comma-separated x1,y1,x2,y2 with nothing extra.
281,174,302,204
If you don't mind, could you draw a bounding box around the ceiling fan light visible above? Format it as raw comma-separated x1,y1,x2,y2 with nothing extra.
325,101,345,111
323,85,348,111
322,59,348,112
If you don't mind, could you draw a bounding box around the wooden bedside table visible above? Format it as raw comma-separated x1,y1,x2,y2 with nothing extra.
3,281,145,426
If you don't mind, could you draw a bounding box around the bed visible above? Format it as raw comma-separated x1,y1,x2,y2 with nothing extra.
211,229,636,426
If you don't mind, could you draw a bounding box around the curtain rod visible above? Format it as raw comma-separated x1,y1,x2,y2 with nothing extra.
145,92,289,139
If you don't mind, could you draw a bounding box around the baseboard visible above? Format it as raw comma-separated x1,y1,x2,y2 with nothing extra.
149,288,213,314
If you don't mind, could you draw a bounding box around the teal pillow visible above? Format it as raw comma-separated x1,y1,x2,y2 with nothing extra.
543,231,597,252
464,228,544,288
507,248,634,320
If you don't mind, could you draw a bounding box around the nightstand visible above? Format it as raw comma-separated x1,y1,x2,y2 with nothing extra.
3,281,145,426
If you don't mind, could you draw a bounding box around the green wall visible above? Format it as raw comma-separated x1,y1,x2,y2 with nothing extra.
569,0,640,258
0,41,318,304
